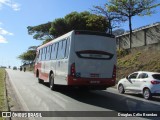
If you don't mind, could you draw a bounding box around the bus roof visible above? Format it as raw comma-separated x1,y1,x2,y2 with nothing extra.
37,30,73,50
37,30,114,50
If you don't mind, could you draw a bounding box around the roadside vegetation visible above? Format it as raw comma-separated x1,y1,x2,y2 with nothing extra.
117,49,160,82
0,68,7,120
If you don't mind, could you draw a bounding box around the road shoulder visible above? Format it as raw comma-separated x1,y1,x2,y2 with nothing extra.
5,70,29,120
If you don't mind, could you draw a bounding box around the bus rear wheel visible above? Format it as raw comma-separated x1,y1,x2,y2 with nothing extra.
50,74,56,90
38,78,43,84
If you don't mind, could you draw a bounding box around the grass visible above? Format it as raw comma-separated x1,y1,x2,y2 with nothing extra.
0,68,7,120
117,50,160,82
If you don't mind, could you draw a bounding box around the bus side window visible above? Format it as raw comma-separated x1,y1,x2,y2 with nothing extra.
42,48,44,61
58,40,66,59
51,44,55,60
49,45,52,60
42,47,46,61
62,40,67,59
51,43,58,60
39,49,42,61
65,38,70,58
55,43,59,59
45,47,47,60
57,41,63,59
36,50,40,62
46,46,51,60
40,49,43,61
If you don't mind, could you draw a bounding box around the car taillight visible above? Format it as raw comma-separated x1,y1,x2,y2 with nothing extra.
112,65,116,79
151,80,160,84
71,63,76,77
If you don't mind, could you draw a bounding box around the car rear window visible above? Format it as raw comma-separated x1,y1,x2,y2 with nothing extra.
152,74,160,80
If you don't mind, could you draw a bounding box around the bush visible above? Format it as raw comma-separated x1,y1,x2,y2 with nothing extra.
117,49,130,58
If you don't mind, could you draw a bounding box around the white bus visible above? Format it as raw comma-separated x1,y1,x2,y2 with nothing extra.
34,30,116,90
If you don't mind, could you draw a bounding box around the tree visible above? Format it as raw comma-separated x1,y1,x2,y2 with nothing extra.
92,4,126,34
49,18,68,37
28,11,109,39
86,14,108,31
27,22,53,40
107,0,160,48
28,46,38,50
65,11,83,30
64,11,108,32
18,49,36,64
49,11,108,37
42,38,52,45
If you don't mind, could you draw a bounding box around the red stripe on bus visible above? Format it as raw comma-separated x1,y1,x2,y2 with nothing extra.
39,71,49,81
67,75,116,86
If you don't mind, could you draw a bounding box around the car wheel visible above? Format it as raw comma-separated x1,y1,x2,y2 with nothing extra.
118,84,125,94
143,88,152,100
50,74,56,91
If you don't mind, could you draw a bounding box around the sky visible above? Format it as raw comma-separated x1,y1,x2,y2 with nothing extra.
0,0,160,68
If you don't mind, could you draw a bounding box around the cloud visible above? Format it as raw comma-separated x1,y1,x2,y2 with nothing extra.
0,27,13,35
0,35,8,43
0,0,20,11
0,27,13,43
11,2,20,11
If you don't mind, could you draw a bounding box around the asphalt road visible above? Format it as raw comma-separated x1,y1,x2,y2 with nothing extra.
6,69,160,120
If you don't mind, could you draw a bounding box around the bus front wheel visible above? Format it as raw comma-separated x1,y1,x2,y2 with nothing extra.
50,74,56,90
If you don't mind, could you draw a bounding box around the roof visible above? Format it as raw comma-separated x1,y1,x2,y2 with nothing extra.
134,71,160,75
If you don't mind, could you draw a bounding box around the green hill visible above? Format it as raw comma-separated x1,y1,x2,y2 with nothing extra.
117,49,160,82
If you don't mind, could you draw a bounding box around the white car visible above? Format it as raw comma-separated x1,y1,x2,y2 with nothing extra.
117,71,160,100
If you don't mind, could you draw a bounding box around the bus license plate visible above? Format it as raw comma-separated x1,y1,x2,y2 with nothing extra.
90,73,99,78
90,81,100,84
